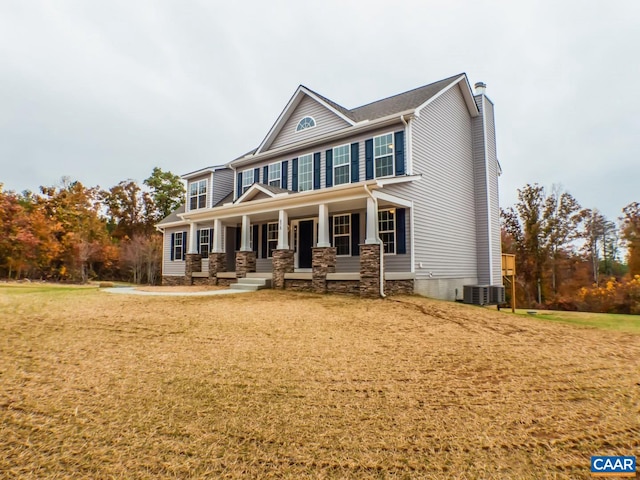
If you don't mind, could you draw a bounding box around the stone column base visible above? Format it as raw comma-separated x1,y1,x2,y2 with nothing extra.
272,249,294,289
235,251,256,278
208,252,227,285
359,244,381,298
185,253,202,285
312,247,337,294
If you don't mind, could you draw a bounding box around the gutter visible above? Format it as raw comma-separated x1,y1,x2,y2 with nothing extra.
363,184,386,298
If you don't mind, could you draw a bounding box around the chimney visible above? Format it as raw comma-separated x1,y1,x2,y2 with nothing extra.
474,81,486,95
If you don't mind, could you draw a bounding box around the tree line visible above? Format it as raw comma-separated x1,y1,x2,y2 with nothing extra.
0,168,184,284
502,184,640,314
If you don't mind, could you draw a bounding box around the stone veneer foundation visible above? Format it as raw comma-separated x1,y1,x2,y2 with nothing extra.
235,251,256,278
359,244,381,298
162,275,185,286
312,247,336,293
272,250,294,289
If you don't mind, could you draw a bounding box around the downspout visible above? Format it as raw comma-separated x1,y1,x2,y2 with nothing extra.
364,184,386,298
400,114,412,175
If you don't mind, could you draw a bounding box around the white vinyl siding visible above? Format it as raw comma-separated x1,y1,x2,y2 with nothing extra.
298,154,313,192
333,144,350,186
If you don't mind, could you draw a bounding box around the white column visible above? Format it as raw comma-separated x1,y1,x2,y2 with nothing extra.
317,203,330,247
365,197,378,244
277,209,289,250
212,219,223,253
240,215,251,251
188,222,198,254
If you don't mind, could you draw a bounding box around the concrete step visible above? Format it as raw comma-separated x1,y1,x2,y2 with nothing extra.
230,283,260,291
238,278,271,287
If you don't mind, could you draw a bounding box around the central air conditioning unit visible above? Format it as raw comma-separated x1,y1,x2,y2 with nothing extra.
463,285,490,305
489,285,506,305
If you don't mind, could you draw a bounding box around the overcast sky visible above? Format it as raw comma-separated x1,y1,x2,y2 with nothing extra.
1,0,638,221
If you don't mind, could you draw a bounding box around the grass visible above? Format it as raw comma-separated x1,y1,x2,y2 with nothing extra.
513,308,640,333
1,284,639,479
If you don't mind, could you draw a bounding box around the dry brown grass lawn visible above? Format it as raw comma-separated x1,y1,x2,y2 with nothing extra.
1,285,639,479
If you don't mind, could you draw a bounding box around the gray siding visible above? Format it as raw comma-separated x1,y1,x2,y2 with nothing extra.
162,226,188,276
269,95,350,150
212,168,233,206
484,99,502,284
386,83,478,286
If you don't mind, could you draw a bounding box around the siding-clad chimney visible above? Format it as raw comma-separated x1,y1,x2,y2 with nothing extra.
474,82,486,95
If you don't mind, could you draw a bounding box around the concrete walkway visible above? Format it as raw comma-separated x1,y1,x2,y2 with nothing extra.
101,287,252,296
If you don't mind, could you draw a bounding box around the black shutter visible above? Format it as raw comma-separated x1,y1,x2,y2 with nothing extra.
365,139,374,180
210,228,214,253
351,213,360,256
170,233,175,261
234,226,240,251
292,158,298,191
182,231,187,260
253,167,260,184
196,229,201,255
236,172,243,198
282,160,288,189
396,208,406,254
263,165,268,184
252,225,258,253
351,142,359,183
261,223,268,258
325,149,333,187
313,152,321,190
394,131,405,176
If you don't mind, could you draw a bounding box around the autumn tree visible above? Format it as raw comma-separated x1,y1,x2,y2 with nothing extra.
621,202,640,276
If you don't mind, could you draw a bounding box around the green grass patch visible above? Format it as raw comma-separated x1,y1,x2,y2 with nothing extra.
513,309,640,333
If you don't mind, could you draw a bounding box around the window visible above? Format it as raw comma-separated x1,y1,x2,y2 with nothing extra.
296,116,316,132
189,180,207,210
268,162,281,188
298,154,313,192
378,209,395,254
266,222,278,257
333,214,350,256
333,144,350,186
199,229,210,258
374,133,394,178
241,169,253,193
173,232,184,261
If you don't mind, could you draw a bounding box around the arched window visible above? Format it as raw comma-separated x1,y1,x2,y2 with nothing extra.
296,116,316,132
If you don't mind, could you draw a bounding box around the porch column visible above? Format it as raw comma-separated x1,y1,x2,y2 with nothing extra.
212,219,224,253
240,215,251,251
365,197,378,244
317,203,330,248
188,222,199,253
277,209,289,250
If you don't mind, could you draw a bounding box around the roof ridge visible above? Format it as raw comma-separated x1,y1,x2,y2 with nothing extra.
349,73,465,112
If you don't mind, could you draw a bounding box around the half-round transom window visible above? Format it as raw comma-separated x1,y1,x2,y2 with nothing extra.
296,116,316,132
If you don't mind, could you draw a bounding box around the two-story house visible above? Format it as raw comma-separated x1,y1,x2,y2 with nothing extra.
156,73,502,299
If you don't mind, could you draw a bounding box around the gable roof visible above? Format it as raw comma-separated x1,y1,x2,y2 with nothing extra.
235,183,294,204
156,204,185,227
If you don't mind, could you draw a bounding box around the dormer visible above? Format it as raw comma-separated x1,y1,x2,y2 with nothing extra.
181,165,234,211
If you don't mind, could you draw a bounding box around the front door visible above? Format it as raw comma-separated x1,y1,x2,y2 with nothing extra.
298,220,314,269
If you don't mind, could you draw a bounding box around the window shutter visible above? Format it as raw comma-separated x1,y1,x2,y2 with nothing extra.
182,231,187,260
234,226,240,251
313,152,321,190
351,213,360,256
325,149,333,187
196,229,201,255
394,131,405,176
396,208,406,254
351,142,359,183
263,166,268,184
261,223,268,258
253,168,260,184
282,160,288,189
170,233,175,261
365,139,374,180
329,216,334,246
236,172,243,198
210,228,214,253
252,225,258,253
292,158,298,191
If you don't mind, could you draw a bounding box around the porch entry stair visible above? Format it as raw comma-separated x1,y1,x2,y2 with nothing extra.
230,273,273,291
